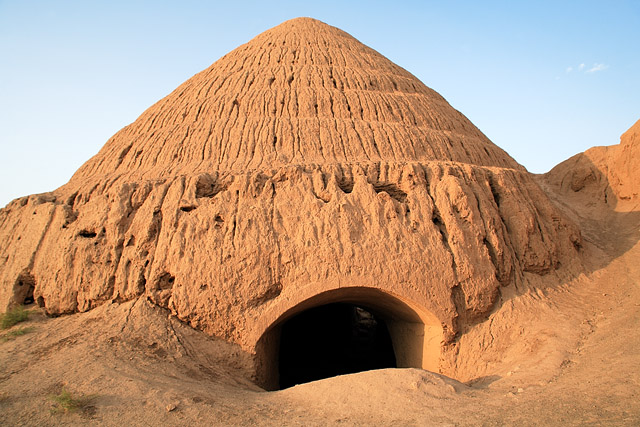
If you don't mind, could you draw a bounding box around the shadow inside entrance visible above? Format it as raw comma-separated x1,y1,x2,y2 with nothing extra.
279,303,396,389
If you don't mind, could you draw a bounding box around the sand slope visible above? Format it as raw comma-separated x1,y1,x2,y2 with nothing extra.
1,194,638,425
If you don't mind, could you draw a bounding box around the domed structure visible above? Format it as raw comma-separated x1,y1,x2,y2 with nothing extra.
0,18,581,389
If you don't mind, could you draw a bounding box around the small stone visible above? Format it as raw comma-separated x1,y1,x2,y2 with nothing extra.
166,403,177,412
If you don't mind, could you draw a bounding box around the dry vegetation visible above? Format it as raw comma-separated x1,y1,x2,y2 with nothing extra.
0,305,29,329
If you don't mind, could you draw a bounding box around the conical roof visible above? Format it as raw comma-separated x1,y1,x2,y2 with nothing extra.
71,17,520,184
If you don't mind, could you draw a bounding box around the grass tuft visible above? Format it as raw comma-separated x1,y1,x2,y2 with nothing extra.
0,305,29,329
50,388,87,414
1,326,35,342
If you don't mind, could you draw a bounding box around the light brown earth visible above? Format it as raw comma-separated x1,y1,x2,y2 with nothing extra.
1,17,639,425
0,164,638,425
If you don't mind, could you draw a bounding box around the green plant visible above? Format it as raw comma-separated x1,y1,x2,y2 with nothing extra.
1,326,35,341
0,305,29,329
50,388,86,414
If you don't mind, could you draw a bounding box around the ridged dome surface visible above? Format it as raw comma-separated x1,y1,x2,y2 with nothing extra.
72,17,519,183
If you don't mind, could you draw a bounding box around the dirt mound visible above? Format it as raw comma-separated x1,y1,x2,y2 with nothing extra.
543,119,640,211
0,18,583,389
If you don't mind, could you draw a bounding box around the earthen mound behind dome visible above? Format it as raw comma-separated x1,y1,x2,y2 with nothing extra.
0,18,583,389
544,119,640,208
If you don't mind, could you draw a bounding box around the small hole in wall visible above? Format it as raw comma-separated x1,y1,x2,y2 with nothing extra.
156,272,175,291
23,285,35,305
14,271,36,305
337,179,354,194
373,183,407,203
78,230,97,238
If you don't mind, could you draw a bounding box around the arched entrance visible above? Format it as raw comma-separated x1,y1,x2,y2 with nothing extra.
278,303,397,389
254,286,443,390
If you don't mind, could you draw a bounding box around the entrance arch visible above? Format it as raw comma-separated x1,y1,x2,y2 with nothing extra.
254,286,443,390
278,302,397,389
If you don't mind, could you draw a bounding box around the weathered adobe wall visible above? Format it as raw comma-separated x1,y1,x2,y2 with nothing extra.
0,161,582,358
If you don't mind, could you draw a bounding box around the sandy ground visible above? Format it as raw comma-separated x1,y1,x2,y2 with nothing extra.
1,194,639,426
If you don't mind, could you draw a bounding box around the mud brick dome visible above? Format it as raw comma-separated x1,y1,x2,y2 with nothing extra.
0,18,582,389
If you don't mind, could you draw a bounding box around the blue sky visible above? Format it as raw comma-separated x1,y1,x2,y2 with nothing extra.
1,0,638,207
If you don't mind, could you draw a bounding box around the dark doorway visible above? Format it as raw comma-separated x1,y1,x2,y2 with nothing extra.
278,303,397,389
